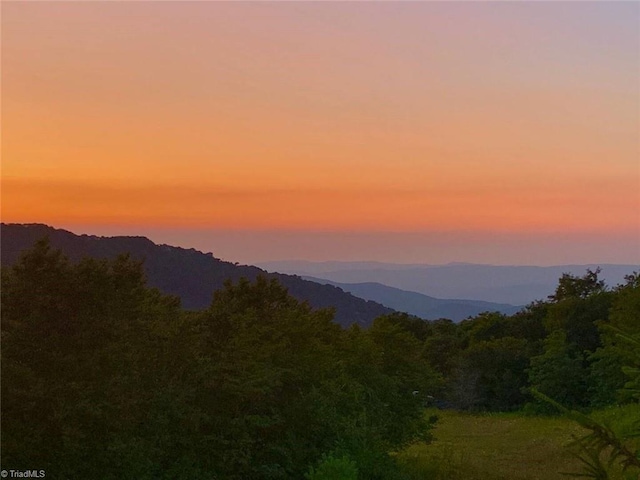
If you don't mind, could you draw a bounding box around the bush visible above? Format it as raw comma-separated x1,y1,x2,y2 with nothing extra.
305,454,358,480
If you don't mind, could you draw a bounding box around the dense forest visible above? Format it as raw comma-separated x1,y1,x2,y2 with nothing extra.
1,239,639,479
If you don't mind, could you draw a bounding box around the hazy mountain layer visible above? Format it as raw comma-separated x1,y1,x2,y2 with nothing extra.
303,277,522,322
259,260,639,305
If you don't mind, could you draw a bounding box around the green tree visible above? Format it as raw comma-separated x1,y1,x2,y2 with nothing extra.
527,330,589,411
1,239,197,478
549,268,606,302
599,273,640,402
422,319,463,379
305,454,358,480
452,336,530,411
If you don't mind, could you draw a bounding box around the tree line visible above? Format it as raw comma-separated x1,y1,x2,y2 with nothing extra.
397,267,639,413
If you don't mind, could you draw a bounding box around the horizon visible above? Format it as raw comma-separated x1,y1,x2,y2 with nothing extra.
9,222,639,269
3,2,639,265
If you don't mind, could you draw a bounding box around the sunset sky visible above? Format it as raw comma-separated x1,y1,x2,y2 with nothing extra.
3,1,639,265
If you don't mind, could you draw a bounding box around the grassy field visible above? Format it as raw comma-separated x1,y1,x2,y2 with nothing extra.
397,406,640,480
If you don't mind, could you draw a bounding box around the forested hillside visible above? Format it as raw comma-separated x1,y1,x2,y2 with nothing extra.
1,224,393,327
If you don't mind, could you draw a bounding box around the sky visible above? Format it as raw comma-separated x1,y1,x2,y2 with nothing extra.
2,1,639,265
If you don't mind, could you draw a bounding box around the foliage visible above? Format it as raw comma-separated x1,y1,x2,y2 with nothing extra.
428,268,639,413
1,238,437,479
607,274,640,400
450,336,530,411
304,454,358,480
527,330,590,412
618,330,640,401
526,275,640,478
549,268,606,302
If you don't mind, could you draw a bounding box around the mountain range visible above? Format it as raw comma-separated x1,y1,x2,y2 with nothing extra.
302,277,522,321
258,260,639,305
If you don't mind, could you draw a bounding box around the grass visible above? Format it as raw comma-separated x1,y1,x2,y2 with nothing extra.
397,406,640,480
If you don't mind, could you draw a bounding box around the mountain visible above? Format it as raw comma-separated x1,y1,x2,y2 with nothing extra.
258,260,639,305
257,260,433,273
0,224,393,328
302,277,522,322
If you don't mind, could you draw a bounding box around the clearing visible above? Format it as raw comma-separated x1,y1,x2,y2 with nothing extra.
398,408,639,480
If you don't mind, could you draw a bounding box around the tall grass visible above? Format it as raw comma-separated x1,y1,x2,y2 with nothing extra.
397,408,639,480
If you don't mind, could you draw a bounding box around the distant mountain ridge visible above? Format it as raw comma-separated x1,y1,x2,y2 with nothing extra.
258,260,639,305
0,224,394,328
302,277,522,321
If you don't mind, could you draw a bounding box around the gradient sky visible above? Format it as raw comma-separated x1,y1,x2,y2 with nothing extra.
3,1,639,265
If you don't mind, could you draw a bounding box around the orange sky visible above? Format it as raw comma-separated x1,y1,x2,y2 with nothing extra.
2,2,639,263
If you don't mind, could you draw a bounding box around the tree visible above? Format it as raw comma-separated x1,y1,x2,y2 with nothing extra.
590,273,640,404
449,336,530,411
1,239,193,478
549,268,606,302
527,330,589,411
